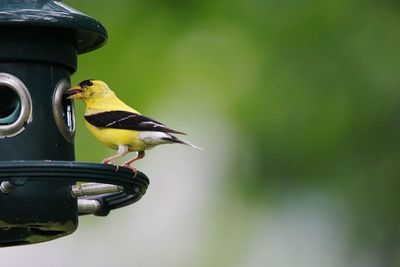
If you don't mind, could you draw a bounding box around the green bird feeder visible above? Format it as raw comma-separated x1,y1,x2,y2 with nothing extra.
0,0,149,247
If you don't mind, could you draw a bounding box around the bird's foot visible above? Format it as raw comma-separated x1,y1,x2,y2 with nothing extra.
122,164,138,177
101,160,120,173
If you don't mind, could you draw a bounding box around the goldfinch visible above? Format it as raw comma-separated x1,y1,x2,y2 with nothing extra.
66,79,199,171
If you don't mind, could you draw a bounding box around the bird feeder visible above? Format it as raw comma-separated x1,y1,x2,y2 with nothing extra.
0,1,149,247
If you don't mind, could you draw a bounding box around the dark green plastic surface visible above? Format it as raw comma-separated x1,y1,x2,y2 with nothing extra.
0,0,109,247
0,161,150,219
0,0,107,54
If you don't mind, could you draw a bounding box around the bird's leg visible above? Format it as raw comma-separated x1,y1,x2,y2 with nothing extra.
122,151,145,174
102,145,129,165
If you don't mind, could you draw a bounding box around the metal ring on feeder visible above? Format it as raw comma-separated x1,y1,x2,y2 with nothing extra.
0,73,32,138
53,79,76,143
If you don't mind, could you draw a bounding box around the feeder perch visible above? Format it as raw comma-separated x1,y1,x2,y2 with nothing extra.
0,1,149,247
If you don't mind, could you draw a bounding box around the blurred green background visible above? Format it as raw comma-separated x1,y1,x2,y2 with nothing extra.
3,0,400,266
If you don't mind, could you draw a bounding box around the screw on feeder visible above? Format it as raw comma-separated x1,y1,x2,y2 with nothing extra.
0,181,14,194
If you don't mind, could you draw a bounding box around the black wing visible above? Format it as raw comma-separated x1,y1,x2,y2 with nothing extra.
84,110,186,134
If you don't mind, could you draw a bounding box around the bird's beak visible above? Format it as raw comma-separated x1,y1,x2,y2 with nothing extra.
65,85,84,99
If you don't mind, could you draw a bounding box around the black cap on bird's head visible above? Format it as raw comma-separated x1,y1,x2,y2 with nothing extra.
66,79,95,99
79,79,94,88
66,79,113,100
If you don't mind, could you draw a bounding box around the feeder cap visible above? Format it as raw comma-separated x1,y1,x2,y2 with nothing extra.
0,0,107,54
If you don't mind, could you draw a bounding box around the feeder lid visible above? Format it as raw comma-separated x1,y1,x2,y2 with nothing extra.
0,0,107,54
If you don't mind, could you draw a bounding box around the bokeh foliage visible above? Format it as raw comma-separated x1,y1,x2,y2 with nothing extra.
66,0,400,265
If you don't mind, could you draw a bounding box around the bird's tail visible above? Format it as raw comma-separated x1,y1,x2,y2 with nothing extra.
163,135,203,150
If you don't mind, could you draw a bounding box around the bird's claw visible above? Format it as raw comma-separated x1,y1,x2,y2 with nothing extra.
101,160,120,173
114,165,120,173
122,164,138,177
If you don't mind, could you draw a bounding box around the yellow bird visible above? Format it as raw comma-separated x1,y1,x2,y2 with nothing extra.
67,79,199,172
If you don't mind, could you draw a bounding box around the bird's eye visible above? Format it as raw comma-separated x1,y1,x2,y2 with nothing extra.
87,81,93,86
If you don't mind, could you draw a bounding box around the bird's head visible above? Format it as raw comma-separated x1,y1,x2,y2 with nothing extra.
66,80,115,101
